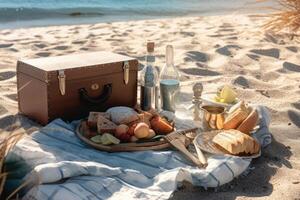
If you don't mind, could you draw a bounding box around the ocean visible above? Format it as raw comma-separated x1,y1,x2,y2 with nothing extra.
0,0,271,29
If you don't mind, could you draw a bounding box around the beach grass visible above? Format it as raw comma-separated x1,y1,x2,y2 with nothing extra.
0,129,24,199
259,0,300,36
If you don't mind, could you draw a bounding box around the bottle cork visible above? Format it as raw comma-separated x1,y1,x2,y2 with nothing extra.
147,42,155,53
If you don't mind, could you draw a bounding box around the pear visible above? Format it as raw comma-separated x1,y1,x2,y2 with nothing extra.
101,133,120,145
90,135,102,143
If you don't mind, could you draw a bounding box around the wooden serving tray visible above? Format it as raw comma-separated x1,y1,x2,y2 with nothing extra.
76,120,171,152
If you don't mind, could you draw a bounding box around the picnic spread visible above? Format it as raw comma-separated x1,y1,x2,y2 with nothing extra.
6,43,272,199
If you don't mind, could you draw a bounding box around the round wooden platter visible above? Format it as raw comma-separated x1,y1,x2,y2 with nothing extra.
194,130,261,159
76,120,171,152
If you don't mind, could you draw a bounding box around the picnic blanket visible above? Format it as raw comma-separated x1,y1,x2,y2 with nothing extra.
5,106,271,200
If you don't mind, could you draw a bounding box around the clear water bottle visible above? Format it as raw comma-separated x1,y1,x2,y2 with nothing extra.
140,42,159,111
159,45,180,112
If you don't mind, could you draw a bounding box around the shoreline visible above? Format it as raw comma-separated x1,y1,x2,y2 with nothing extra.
0,6,271,30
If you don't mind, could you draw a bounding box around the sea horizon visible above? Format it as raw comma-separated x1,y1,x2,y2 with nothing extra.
0,0,273,29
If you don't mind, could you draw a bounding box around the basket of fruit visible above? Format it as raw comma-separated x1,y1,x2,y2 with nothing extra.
76,106,183,152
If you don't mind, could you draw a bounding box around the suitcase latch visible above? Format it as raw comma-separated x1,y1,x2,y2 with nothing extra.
58,70,66,95
123,61,130,85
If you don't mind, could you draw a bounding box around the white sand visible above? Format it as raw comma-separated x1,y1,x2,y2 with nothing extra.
0,14,300,199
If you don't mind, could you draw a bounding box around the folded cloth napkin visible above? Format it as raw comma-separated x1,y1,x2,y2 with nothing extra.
5,106,271,200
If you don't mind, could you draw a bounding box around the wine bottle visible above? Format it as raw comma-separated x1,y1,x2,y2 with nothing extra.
140,42,158,111
159,45,180,112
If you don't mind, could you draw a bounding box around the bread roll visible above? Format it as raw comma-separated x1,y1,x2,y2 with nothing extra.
106,107,139,125
237,109,259,135
223,107,249,130
212,129,260,155
134,123,150,139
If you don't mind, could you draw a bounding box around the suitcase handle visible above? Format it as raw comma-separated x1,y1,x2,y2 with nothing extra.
79,84,112,106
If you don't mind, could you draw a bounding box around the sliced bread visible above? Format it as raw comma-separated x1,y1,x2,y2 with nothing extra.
212,129,260,155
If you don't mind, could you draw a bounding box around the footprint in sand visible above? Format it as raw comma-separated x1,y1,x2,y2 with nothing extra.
288,110,300,128
72,40,87,45
0,71,16,81
80,47,89,51
34,43,47,49
0,105,8,116
5,94,17,102
35,52,51,57
286,46,298,53
233,76,250,88
8,48,18,52
180,68,221,76
227,36,238,40
219,23,233,28
180,31,195,37
0,43,13,48
218,28,235,32
282,62,300,73
208,32,237,38
34,35,42,39
53,45,69,50
184,51,209,63
250,48,280,59
246,54,260,61
264,33,278,44
216,45,241,57
291,102,300,110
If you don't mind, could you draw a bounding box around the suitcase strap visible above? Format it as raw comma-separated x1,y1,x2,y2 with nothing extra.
79,84,112,106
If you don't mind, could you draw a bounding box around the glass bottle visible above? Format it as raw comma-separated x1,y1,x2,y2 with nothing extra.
159,45,180,112
140,42,158,111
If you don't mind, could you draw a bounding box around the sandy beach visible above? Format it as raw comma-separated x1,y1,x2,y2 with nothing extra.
0,14,300,199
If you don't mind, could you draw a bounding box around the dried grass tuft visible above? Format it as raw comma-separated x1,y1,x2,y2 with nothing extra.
0,129,25,200
258,0,300,35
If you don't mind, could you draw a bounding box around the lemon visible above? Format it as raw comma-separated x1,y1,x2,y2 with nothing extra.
90,135,102,143
101,133,120,145
219,85,237,104
214,96,221,102
219,98,225,103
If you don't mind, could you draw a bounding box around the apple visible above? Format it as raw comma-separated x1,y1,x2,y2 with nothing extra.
115,124,129,138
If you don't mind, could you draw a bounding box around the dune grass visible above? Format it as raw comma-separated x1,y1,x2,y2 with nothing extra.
0,130,24,200
258,0,300,35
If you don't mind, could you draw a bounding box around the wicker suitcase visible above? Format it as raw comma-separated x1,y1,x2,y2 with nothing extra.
17,51,138,125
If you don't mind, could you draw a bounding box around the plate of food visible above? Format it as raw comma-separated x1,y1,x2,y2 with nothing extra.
201,85,239,109
194,129,261,158
194,100,261,158
76,106,195,152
